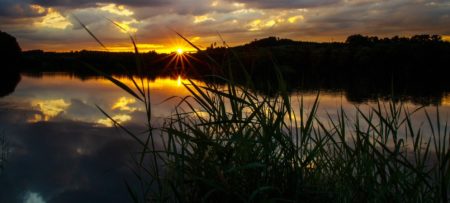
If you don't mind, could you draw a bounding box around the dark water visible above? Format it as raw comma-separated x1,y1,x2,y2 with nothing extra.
0,74,449,202
0,74,191,203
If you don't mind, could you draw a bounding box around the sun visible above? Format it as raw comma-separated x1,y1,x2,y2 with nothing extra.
176,48,184,55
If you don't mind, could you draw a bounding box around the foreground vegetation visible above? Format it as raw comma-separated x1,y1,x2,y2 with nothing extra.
110,76,449,202
100,57,450,202
72,23,449,202
0,133,8,174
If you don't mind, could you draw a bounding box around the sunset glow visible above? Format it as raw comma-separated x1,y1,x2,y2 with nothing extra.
176,48,184,55
2,0,448,52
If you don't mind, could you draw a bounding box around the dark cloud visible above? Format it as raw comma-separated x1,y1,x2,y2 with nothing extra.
0,0,171,19
0,106,152,203
226,0,341,8
0,0,48,18
303,1,450,36
64,98,100,120
31,0,171,8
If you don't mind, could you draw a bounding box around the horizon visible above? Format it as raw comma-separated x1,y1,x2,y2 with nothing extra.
1,0,450,53
13,33,450,53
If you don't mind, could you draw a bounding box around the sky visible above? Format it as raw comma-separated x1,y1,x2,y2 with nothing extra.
1,0,450,52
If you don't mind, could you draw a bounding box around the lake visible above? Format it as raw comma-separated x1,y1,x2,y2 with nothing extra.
1,74,449,202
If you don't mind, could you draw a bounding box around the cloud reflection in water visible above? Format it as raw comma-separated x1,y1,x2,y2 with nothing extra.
0,74,191,203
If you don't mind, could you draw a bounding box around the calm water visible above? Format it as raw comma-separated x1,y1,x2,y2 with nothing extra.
1,74,449,202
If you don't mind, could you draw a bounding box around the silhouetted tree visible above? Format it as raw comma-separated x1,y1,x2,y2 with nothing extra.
0,31,22,97
346,34,372,46
0,30,21,70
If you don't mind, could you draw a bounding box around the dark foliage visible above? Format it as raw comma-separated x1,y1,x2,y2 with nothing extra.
0,30,21,69
0,31,21,97
208,34,450,105
19,34,450,105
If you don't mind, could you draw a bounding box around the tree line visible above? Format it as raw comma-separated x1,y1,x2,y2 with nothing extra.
10,33,450,104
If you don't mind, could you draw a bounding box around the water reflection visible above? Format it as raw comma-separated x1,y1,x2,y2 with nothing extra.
0,72,21,98
3,74,193,126
0,74,449,202
0,74,192,203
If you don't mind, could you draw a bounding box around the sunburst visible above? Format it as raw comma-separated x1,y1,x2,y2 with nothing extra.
163,47,202,77
176,48,184,55
149,36,204,79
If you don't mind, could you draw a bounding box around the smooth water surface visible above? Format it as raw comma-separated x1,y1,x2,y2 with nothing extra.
0,74,449,203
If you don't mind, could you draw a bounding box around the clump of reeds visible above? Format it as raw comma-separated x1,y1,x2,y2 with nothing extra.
76,20,449,202
138,79,449,202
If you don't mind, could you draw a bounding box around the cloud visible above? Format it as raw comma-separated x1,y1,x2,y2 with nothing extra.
34,8,73,29
111,97,138,112
24,192,46,203
2,0,450,51
225,0,341,9
98,3,134,16
0,1,48,18
300,0,450,37
64,98,101,121
0,105,153,203
194,15,216,24
29,98,70,122
97,114,132,127
30,0,170,8
0,0,169,31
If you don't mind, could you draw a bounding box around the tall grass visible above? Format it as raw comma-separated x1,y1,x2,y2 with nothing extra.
0,132,8,174
76,21,449,202
133,80,449,202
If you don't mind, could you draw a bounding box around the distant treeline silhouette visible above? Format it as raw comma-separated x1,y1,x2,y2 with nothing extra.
213,34,450,104
0,30,21,97
17,34,450,104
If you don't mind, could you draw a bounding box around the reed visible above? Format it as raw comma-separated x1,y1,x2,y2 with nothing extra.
139,80,449,202
76,20,449,202
0,132,8,174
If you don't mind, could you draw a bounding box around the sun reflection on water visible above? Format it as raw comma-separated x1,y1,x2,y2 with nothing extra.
177,75,182,86
150,76,192,89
